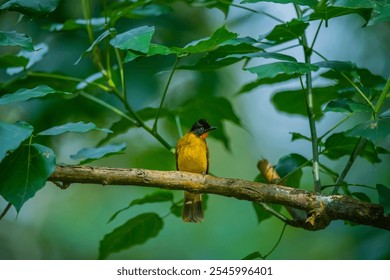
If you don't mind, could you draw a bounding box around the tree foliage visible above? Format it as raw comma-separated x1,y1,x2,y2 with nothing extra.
0,0,389,259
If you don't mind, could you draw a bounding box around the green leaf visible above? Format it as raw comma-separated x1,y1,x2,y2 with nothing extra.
0,121,33,162
183,25,237,54
351,192,371,203
147,44,180,56
275,153,309,187
0,55,28,68
345,118,390,145
108,190,173,223
332,0,376,9
0,0,61,15
261,19,309,44
76,29,115,64
272,85,353,119
324,98,373,114
252,202,282,224
47,18,108,32
0,144,56,212
70,143,126,164
247,62,319,80
242,0,318,7
6,43,49,75
290,132,311,142
377,184,390,215
310,5,372,22
321,67,386,88
314,60,357,73
323,132,382,163
0,84,71,105
180,51,297,71
0,31,34,51
99,212,163,259
237,73,296,95
110,26,155,53
368,4,390,26
38,121,112,136
242,251,262,260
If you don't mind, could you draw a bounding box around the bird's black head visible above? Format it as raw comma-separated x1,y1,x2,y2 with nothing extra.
190,119,217,137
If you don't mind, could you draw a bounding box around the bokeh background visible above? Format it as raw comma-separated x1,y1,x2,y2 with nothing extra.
0,0,389,259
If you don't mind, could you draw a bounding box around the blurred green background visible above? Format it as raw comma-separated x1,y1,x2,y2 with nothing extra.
0,0,389,259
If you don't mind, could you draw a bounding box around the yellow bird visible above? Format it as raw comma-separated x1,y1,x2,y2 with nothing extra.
176,119,216,222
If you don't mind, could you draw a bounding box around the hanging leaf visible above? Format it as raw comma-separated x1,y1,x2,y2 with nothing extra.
110,26,155,53
368,4,390,26
0,144,56,212
107,190,173,223
323,132,384,163
314,60,357,73
260,19,309,45
76,29,116,64
38,121,112,136
242,251,262,260
272,85,354,119
47,18,108,32
345,118,390,145
99,213,163,259
275,153,309,187
0,31,34,51
70,143,127,164
0,121,33,162
246,62,319,80
6,43,49,75
182,25,237,54
377,184,390,215
0,55,28,68
0,0,61,15
290,132,311,142
237,73,296,95
0,84,71,105
324,98,373,114
310,6,372,23
252,202,282,224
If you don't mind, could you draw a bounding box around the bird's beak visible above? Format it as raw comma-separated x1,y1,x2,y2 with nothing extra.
207,126,217,132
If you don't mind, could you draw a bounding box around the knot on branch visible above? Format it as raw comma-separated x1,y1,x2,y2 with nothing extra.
305,201,331,230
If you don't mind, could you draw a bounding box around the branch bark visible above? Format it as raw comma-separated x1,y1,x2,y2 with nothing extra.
49,165,390,231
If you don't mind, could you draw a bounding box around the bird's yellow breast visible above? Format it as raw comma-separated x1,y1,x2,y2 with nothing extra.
176,132,209,174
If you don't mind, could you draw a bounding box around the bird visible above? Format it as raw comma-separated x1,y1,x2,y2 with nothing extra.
176,119,216,223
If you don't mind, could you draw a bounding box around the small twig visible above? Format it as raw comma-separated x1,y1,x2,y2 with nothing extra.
0,202,12,221
153,57,180,132
332,138,368,194
263,223,287,259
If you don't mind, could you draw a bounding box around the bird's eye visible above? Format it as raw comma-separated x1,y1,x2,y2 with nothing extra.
200,127,204,130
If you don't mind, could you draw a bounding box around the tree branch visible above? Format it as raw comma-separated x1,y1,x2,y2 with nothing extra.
49,165,390,231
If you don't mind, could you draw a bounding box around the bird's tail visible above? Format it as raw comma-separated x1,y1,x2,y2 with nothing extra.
182,191,203,223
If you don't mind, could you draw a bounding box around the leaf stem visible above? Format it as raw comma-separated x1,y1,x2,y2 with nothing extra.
295,4,321,192
153,57,180,132
318,114,353,141
332,138,367,195
27,71,111,92
79,91,137,124
0,202,12,220
375,75,390,114
263,223,287,259
82,0,94,43
341,73,376,112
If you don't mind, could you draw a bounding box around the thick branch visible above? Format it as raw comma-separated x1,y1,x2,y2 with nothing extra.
49,165,390,231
